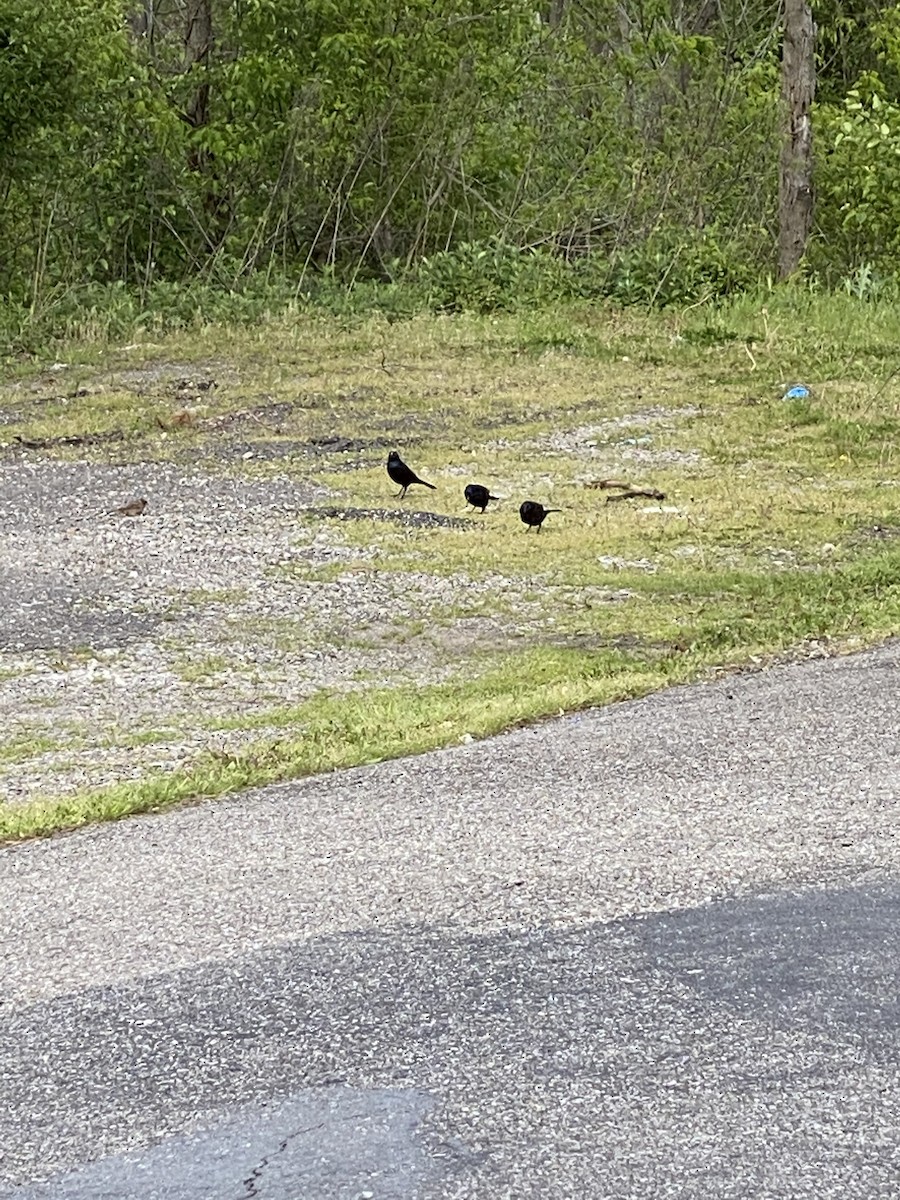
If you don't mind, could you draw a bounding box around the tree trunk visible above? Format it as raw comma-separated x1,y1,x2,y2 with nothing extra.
182,0,223,247
126,1,149,41
777,0,815,280
184,0,213,132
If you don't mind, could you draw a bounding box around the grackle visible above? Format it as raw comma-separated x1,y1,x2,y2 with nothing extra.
519,500,559,531
464,483,499,513
387,450,436,499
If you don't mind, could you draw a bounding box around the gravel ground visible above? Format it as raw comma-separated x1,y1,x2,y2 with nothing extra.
501,406,705,469
0,386,715,805
0,459,547,803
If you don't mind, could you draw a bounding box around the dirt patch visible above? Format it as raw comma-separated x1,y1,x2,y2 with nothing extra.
0,570,161,653
307,435,393,454
214,436,396,464
207,439,315,463
111,360,238,389
848,523,900,545
12,429,128,451
307,505,470,530
521,407,704,467
546,631,678,654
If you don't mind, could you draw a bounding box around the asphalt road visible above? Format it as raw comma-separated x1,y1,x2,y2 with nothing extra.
2,643,900,1197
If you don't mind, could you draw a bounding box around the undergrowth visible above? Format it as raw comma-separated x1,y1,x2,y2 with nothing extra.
6,242,898,357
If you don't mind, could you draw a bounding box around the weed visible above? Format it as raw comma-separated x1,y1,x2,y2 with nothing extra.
173,655,232,684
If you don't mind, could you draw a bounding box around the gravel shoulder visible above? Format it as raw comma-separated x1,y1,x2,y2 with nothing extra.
4,639,899,1010
0,458,522,803
0,394,699,806
1,331,897,815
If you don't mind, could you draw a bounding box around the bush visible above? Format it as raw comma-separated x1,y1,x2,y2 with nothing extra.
588,229,763,307
414,230,760,314
815,80,900,276
416,239,574,313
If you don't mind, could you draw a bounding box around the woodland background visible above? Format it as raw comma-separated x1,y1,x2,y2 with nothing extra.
2,0,900,332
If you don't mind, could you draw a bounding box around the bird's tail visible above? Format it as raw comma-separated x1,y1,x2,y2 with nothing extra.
489,494,500,501
545,508,561,514
420,479,437,490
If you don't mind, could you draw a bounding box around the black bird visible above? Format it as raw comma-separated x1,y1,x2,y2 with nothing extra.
519,500,560,532
387,450,436,499
464,483,499,513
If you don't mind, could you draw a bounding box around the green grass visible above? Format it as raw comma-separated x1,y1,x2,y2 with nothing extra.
173,654,234,684
0,646,697,841
3,285,900,841
0,731,68,765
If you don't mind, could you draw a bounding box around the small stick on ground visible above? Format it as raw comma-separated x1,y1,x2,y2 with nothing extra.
584,478,667,501
606,487,667,503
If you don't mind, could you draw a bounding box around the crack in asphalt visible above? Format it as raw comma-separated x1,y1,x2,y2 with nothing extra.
240,1121,327,1198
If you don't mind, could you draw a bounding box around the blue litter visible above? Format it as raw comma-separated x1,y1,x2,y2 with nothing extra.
783,385,810,400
